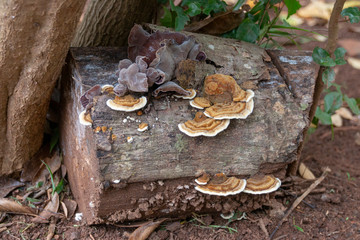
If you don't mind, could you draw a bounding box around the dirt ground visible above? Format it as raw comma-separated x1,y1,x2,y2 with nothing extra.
1,8,360,240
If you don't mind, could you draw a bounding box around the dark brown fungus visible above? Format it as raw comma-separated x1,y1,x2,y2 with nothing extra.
153,81,190,97
80,85,102,110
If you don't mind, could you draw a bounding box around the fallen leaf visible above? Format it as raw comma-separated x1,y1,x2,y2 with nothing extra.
298,163,316,180
63,199,77,219
46,218,56,240
21,145,52,182
263,199,286,218
331,113,343,127
184,9,245,35
349,26,360,33
61,165,67,178
32,192,59,223
335,107,354,120
313,34,327,42
338,39,360,57
60,201,68,218
0,177,25,198
0,198,36,216
348,57,360,70
129,219,167,240
355,132,360,146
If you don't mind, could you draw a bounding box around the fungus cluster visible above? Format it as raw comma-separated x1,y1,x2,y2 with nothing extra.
179,74,255,137
194,173,281,196
106,24,206,112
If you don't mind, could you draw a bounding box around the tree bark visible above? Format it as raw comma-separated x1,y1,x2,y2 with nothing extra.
0,0,86,175
71,0,157,47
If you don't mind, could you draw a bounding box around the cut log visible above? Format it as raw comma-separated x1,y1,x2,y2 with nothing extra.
60,29,317,224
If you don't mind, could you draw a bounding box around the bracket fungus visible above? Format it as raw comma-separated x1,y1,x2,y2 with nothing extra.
195,173,247,196
203,99,254,120
106,95,147,112
189,97,212,109
153,81,191,97
79,110,93,126
80,85,102,110
174,89,197,99
178,112,230,137
195,172,210,185
243,175,281,195
137,123,149,132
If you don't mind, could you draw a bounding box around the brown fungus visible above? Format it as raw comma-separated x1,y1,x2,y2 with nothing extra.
195,173,247,196
79,110,92,126
204,99,254,120
153,81,191,97
80,85,102,110
178,112,230,137
195,172,211,185
243,175,281,194
174,89,197,99
190,97,212,109
107,95,147,112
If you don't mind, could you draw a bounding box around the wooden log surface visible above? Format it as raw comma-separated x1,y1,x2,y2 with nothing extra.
60,29,317,223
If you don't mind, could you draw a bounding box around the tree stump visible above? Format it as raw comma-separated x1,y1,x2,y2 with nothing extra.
60,28,317,224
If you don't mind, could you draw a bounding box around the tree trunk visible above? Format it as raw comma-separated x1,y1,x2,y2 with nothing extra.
0,0,86,175
71,0,157,47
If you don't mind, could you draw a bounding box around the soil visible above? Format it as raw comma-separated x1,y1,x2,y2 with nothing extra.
1,10,360,240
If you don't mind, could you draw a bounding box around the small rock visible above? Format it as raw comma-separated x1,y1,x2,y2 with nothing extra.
166,221,182,232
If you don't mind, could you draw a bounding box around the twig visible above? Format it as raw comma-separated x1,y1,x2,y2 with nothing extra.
259,218,269,238
269,167,331,240
287,0,347,176
319,126,360,139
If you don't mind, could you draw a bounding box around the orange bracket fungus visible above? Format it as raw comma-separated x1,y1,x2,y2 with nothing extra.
79,110,93,126
195,172,210,185
189,97,212,109
137,123,149,132
243,175,281,195
195,173,247,196
178,112,230,137
203,99,254,120
106,95,147,112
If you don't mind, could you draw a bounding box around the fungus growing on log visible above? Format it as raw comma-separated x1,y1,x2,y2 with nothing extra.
153,81,191,97
106,95,147,112
195,173,247,196
204,99,254,120
190,97,212,109
243,175,281,194
137,123,149,132
195,172,210,185
101,85,114,94
79,110,92,126
174,89,197,99
80,85,102,110
178,112,230,137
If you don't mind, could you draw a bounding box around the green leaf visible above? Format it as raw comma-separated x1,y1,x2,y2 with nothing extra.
294,224,304,232
341,7,360,23
312,47,336,67
322,68,335,87
315,107,332,125
203,0,227,15
233,0,246,10
26,197,41,203
236,20,260,43
284,0,301,18
270,0,282,4
170,0,189,31
54,179,65,194
344,95,360,115
41,160,56,195
324,92,342,113
334,47,347,65
160,6,174,28
185,2,201,17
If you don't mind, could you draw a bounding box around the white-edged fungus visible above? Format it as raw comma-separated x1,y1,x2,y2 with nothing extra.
195,172,210,185
189,97,212,109
79,110,92,126
137,123,149,132
220,211,235,220
178,112,230,137
195,173,247,196
107,95,147,112
203,99,254,120
101,84,114,94
243,175,281,194
174,89,197,99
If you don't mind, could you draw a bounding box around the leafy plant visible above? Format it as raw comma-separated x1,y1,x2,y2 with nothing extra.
341,7,360,23
41,160,64,195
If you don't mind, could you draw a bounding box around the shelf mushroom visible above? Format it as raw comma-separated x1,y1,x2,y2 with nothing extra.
178,112,230,137
243,175,281,194
79,110,93,126
106,95,147,112
195,172,210,185
203,100,254,120
189,97,212,109
195,173,247,196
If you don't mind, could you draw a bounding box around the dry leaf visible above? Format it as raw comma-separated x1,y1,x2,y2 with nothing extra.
331,114,343,127
129,219,167,240
335,107,354,120
46,218,56,240
0,177,25,198
60,201,68,218
348,57,360,70
299,163,316,180
32,192,59,223
0,198,36,216
21,145,52,182
184,9,245,35
63,199,77,219
349,26,360,34
338,39,360,57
